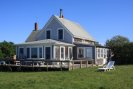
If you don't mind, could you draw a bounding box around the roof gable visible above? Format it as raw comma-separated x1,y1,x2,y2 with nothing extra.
26,15,95,42
54,16,95,41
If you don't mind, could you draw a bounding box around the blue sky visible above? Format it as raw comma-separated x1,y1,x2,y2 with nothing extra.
0,0,133,44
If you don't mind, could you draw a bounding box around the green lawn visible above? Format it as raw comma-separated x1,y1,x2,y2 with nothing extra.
0,65,133,89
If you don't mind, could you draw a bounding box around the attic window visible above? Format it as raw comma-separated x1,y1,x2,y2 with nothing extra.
46,30,51,39
58,29,63,40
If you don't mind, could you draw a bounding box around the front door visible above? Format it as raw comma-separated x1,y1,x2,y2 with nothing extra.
45,47,51,60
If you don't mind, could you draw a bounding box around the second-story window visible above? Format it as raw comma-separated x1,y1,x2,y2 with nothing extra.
46,30,51,39
58,29,63,40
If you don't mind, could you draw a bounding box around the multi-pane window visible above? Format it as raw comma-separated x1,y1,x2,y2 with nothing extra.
46,30,51,39
58,29,63,40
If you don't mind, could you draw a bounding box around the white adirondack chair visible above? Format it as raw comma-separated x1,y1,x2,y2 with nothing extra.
98,61,115,71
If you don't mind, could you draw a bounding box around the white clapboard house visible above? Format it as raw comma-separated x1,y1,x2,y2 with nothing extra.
16,9,109,65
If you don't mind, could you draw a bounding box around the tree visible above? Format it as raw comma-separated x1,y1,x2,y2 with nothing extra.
106,35,129,47
0,41,15,59
0,49,4,59
105,35,133,64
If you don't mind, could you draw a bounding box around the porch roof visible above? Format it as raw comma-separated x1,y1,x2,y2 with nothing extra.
16,39,74,46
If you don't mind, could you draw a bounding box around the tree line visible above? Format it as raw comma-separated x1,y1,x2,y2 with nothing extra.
106,35,133,65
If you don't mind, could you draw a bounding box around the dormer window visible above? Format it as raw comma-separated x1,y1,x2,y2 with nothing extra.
58,29,63,40
46,30,51,39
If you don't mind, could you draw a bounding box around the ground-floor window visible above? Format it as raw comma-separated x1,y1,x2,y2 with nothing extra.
85,47,92,59
61,47,65,60
31,48,38,58
26,48,30,58
96,48,108,59
77,47,93,59
45,47,51,59
39,47,42,58
78,47,84,58
65,47,68,58
19,48,24,58
69,47,73,59
55,46,60,59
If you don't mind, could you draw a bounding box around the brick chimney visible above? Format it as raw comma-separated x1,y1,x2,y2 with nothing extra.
59,9,64,18
34,22,38,31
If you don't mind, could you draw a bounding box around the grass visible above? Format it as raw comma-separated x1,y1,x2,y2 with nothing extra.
0,65,133,89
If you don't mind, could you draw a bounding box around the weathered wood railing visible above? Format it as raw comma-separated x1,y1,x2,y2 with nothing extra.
0,59,94,71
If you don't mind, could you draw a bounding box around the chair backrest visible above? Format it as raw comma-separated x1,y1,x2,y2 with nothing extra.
106,61,115,69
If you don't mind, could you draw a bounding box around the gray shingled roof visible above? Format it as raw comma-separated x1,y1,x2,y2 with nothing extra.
25,30,42,42
55,16,95,41
17,39,74,46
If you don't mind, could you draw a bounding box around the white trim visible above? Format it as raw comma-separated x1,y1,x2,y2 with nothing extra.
57,28,64,40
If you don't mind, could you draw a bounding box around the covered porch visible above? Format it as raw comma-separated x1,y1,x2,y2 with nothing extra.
16,39,74,61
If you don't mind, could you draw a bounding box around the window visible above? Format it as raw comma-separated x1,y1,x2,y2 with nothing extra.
26,48,30,58
85,47,92,59
19,48,24,55
65,47,68,58
55,46,60,59
31,48,38,58
69,47,73,59
58,29,63,40
61,47,65,59
104,49,107,58
101,49,103,58
39,47,42,58
19,48,24,58
46,30,51,39
97,48,100,58
78,48,84,58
